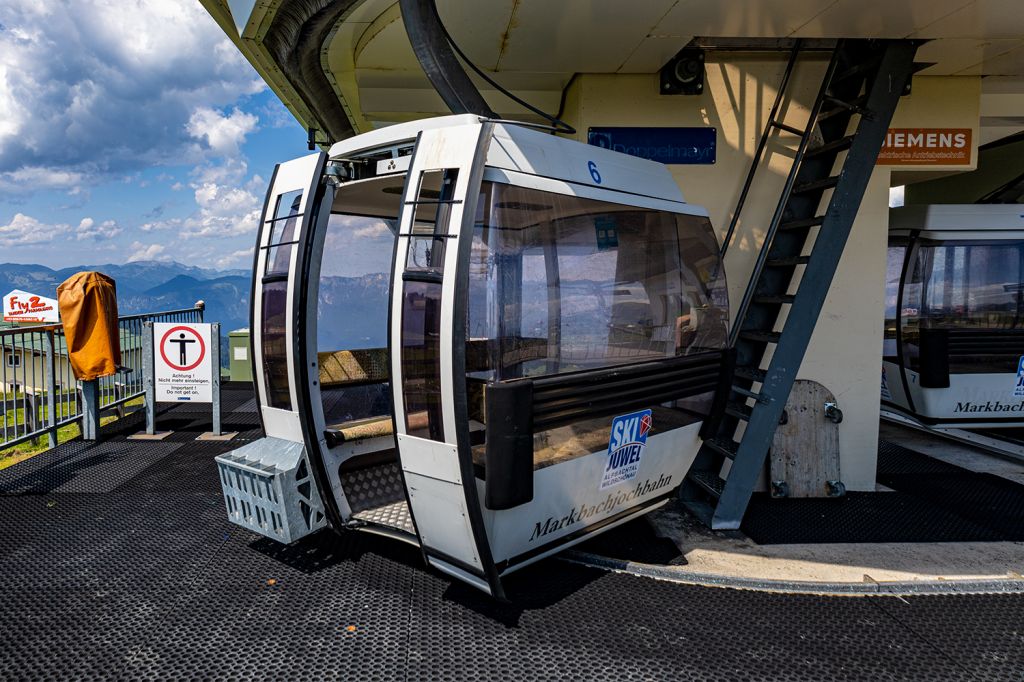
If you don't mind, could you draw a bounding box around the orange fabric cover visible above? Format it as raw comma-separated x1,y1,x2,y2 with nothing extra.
57,271,121,380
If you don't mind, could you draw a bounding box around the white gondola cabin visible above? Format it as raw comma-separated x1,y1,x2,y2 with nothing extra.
883,204,1024,428
216,115,730,597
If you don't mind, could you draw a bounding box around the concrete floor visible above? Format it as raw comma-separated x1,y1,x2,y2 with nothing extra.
627,422,1024,588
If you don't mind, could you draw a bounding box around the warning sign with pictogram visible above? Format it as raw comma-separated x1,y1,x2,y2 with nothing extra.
154,322,214,402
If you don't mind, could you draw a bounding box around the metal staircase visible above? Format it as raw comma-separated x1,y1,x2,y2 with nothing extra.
682,39,920,530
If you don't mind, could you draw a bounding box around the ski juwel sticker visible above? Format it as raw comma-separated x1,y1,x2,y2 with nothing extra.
1014,356,1024,398
601,409,652,490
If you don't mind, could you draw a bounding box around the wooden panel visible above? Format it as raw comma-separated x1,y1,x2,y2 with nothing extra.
318,348,389,387
769,379,841,498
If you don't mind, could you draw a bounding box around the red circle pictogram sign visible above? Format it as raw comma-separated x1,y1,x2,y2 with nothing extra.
159,325,206,371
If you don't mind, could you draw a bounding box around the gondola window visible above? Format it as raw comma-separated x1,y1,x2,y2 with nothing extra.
466,182,728,469
902,239,1024,374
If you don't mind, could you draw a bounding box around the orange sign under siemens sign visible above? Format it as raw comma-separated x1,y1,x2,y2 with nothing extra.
877,128,972,166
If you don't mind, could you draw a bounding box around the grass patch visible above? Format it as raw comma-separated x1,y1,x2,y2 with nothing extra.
0,397,144,470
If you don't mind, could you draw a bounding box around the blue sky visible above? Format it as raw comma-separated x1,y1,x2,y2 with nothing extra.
0,0,309,270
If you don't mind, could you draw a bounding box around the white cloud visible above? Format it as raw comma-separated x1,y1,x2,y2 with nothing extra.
195,183,256,218
139,157,262,239
138,180,260,240
0,1,285,269
353,222,393,239
76,217,122,240
0,212,70,246
186,184,261,238
215,247,254,269
187,106,258,156
0,0,265,194
320,215,397,278
0,212,125,247
259,97,298,129
192,158,251,187
0,166,90,195
126,241,168,262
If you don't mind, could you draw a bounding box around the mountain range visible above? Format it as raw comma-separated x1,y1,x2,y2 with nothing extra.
0,261,252,332
0,261,396,362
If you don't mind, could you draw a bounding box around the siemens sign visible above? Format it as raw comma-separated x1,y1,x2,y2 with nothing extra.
587,127,716,165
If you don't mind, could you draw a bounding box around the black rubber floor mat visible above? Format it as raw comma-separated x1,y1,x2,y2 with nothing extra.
876,440,967,476
880,472,1024,540
4,392,1024,680
741,491,1003,544
878,441,1024,541
574,517,686,565
873,592,1024,680
742,440,1024,544
232,397,258,413
0,440,184,495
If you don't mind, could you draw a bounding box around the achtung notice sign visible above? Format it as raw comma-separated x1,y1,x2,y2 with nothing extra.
877,128,972,166
154,322,213,402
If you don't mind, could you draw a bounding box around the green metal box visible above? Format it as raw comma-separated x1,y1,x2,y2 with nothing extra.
228,329,252,382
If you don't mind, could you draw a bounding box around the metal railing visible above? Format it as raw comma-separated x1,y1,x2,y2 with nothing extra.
1,303,205,452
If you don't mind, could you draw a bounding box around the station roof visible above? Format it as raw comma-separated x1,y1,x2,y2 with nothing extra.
201,0,1024,145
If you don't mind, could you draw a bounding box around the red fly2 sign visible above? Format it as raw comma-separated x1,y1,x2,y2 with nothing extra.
154,322,214,402
3,289,60,323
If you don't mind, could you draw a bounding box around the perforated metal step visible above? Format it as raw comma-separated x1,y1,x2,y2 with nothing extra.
341,462,403,510
352,500,415,535
341,461,415,534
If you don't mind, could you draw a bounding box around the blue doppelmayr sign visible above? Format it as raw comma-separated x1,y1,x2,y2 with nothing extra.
587,127,716,165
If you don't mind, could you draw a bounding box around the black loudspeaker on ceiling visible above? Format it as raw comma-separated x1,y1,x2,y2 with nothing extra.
660,48,706,96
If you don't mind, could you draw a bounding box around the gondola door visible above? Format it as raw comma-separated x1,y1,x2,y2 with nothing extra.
389,123,502,596
253,152,328,443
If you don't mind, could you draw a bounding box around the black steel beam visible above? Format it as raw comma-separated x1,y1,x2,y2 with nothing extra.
263,0,360,144
399,0,495,117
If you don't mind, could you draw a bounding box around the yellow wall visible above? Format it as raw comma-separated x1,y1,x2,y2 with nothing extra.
3,350,75,392
2,348,140,393
887,76,982,186
560,59,981,491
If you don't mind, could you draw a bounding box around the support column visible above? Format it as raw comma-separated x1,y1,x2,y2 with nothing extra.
143,322,156,435
44,330,57,449
211,323,222,436
80,380,99,441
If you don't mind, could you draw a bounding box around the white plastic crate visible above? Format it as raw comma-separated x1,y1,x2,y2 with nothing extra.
215,437,327,544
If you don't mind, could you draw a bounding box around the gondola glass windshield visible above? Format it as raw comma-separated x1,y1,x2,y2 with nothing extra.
316,210,397,427
466,181,728,468
901,239,1024,374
